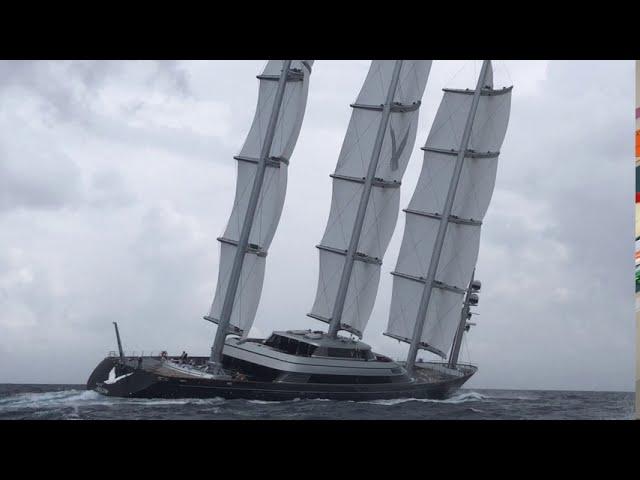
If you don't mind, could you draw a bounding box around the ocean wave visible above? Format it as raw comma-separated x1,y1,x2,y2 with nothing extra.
0,386,633,420
0,389,101,408
361,391,490,406
247,398,302,405
0,389,229,410
442,391,490,403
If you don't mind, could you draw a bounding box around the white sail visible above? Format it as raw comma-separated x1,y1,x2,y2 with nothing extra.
385,63,512,357
309,60,432,337
208,60,313,335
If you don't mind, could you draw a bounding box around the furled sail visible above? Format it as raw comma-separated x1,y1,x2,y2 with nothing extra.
385,62,512,358
308,60,432,337
207,60,313,336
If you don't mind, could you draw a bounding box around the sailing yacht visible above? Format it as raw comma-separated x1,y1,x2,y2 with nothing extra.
88,59,512,400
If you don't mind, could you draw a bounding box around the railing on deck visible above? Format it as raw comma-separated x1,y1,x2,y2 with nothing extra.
396,360,476,378
107,351,210,367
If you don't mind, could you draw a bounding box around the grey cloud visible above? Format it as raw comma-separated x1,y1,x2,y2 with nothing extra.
0,146,82,211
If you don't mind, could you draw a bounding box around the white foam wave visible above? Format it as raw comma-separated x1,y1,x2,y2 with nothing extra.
0,389,101,408
0,389,228,411
247,398,302,405
362,391,489,406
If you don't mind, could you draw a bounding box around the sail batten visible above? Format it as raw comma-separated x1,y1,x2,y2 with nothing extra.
386,61,512,363
208,60,313,344
309,60,432,338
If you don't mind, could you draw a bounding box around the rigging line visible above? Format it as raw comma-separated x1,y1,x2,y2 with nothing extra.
396,60,415,101
337,100,382,168
328,60,404,338
328,127,401,248
209,60,293,370
258,135,290,238
467,94,510,151
254,80,277,163
425,93,467,155
344,261,380,322
350,116,381,170
374,61,386,107
332,112,381,193
234,78,279,236
432,291,459,353
275,76,298,150
497,60,514,89
314,248,354,312
334,63,384,172
420,95,507,212
234,248,263,328
361,118,416,256
436,226,474,282
403,216,427,277
366,114,417,257
443,95,466,153
411,152,450,203
255,164,280,246
463,333,470,364
260,59,269,75
366,180,395,259
409,61,421,98
229,163,256,238
323,187,359,247
405,60,490,373
445,60,472,88
332,183,366,248
454,168,493,217
350,109,382,178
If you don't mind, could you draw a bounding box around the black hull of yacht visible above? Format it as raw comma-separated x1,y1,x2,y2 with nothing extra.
87,357,476,401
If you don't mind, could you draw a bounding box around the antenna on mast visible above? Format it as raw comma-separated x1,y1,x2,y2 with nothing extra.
448,269,480,368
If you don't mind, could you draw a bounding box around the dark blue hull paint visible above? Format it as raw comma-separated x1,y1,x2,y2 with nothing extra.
88,357,476,401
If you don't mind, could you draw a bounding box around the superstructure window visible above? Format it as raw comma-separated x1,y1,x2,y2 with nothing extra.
264,334,317,357
296,341,317,357
314,347,374,360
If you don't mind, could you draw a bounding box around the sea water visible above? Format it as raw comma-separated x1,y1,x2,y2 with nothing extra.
0,384,633,420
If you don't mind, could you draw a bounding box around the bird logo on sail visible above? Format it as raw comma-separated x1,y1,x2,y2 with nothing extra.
389,125,410,171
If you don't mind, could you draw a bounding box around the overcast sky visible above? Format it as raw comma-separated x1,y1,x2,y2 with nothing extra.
0,60,633,391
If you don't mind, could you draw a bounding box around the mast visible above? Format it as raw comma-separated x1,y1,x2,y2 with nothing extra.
208,60,292,373
326,60,403,338
448,269,475,368
405,60,490,374
113,322,124,363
